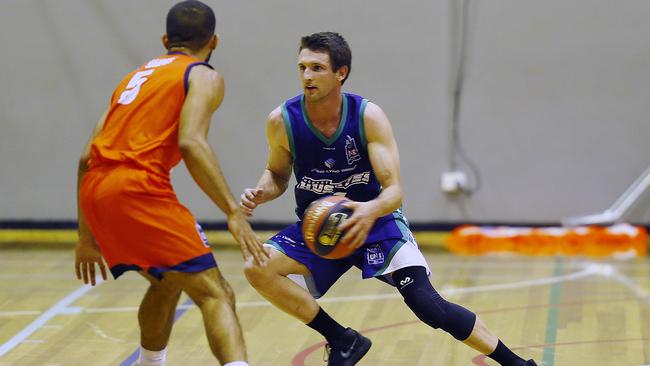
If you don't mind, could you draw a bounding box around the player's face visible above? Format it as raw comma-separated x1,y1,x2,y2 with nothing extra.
298,49,340,102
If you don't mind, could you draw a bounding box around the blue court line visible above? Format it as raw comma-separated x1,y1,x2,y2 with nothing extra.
542,259,563,366
0,281,103,357
118,298,194,366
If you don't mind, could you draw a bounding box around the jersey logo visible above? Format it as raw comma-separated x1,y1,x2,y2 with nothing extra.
297,172,370,194
194,223,210,248
399,276,414,289
324,158,336,169
367,244,385,265
345,136,361,165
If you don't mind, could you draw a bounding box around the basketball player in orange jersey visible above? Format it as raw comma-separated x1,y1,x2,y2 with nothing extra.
241,32,536,365
75,2,267,366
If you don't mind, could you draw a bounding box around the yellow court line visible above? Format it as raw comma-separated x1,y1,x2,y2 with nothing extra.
0,229,448,247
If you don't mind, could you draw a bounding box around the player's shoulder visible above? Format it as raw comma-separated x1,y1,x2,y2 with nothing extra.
265,105,292,145
363,100,385,118
266,106,285,129
188,64,223,89
361,100,394,141
362,101,390,126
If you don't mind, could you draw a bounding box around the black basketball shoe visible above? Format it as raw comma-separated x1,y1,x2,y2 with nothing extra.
523,360,538,366
324,328,372,366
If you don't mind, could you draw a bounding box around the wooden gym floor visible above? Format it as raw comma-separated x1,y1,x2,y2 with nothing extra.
0,246,648,365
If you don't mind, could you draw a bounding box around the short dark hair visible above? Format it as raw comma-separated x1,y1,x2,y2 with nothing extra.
166,0,216,51
300,32,352,85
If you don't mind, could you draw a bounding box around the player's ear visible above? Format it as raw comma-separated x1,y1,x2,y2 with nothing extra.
209,34,219,51
337,65,349,83
162,34,170,50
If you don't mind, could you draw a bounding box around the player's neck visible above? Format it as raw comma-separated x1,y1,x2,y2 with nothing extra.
304,91,343,127
167,47,208,62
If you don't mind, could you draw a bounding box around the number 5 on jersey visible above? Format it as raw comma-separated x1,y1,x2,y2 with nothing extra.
118,69,154,105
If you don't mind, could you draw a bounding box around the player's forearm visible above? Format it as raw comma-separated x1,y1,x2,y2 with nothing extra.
254,169,289,203
180,139,239,216
368,184,403,217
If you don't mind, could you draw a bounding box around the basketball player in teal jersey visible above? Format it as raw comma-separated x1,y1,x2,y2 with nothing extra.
241,32,537,366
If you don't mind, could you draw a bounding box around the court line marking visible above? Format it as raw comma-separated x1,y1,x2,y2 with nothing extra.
86,322,129,344
0,279,104,357
0,261,623,361
0,310,41,317
293,308,650,366
471,338,650,366
0,264,603,318
609,270,650,305
115,263,602,365
294,296,650,365
439,262,599,296
542,259,563,366
86,263,606,311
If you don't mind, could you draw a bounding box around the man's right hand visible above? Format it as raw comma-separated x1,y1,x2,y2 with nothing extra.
240,188,264,216
227,211,269,266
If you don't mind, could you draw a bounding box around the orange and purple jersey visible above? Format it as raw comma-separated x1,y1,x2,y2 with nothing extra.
81,53,217,279
88,52,211,177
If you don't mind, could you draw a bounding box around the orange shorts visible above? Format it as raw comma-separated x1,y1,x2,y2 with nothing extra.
80,165,216,279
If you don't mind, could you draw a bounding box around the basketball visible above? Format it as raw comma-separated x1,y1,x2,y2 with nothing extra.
302,195,354,259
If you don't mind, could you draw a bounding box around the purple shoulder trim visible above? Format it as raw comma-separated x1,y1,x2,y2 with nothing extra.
183,62,214,95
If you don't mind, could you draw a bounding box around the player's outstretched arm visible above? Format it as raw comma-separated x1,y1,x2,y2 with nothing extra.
339,102,404,248
76,109,109,286
240,107,293,216
179,65,268,265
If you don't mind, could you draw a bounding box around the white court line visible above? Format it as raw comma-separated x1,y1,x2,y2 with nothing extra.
0,260,611,358
0,260,640,361
608,269,650,305
0,265,601,319
84,306,140,314
440,263,600,296
0,310,41,317
78,265,602,314
82,300,277,314
85,322,128,344
0,279,103,358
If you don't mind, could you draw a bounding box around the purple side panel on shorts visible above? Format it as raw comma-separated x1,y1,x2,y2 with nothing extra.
149,252,217,279
110,264,142,279
109,252,217,280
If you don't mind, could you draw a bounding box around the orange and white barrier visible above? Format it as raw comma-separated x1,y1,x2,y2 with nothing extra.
445,224,648,257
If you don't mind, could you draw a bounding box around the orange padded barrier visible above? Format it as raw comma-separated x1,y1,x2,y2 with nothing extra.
445,224,648,257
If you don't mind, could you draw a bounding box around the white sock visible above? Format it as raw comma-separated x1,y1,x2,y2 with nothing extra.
137,346,167,366
223,362,248,366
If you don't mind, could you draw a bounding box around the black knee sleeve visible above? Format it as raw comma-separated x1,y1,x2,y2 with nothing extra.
393,266,476,341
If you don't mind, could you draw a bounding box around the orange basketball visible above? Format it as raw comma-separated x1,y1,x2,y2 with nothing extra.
302,195,354,259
